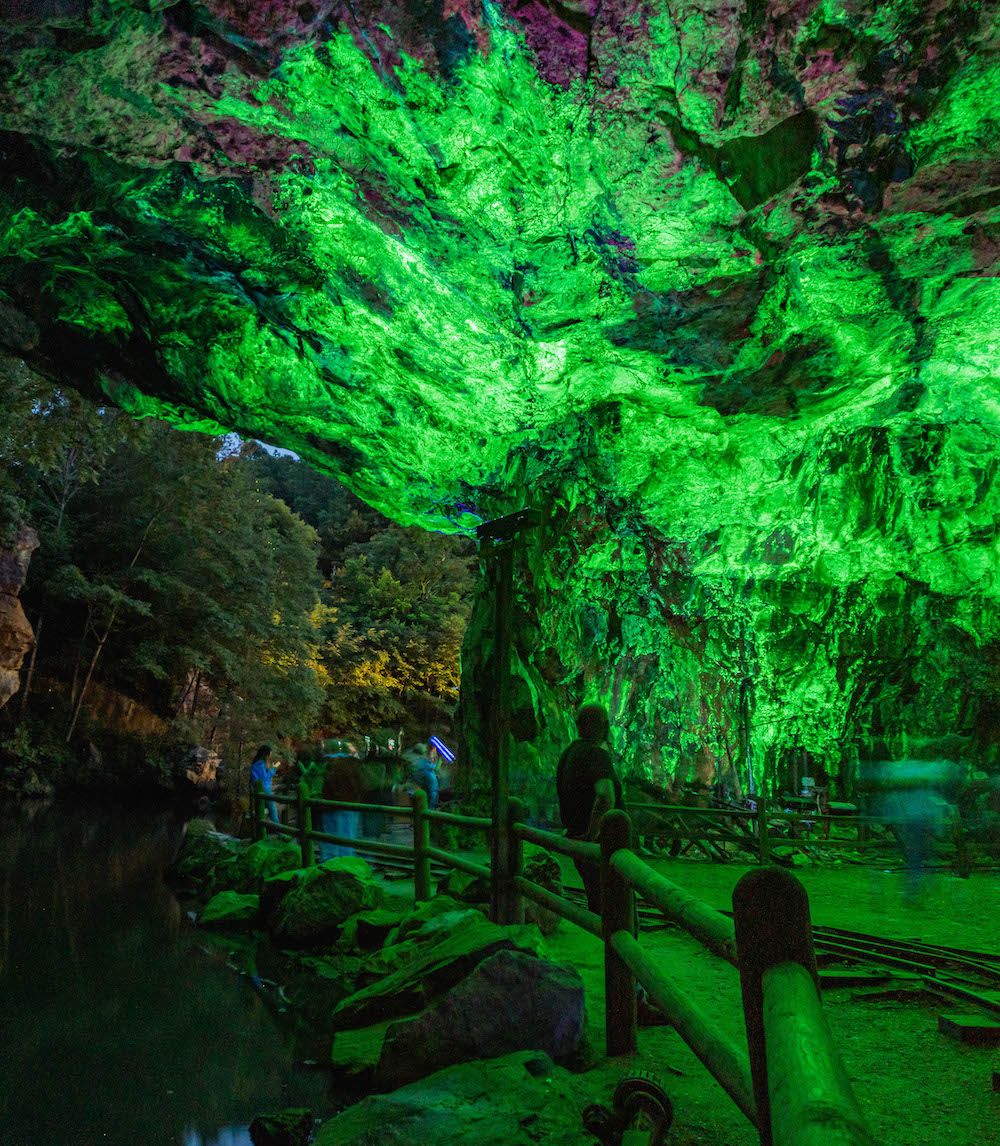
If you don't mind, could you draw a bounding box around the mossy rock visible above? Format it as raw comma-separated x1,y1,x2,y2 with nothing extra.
199,890,260,927
249,1107,313,1146
222,838,304,893
271,858,382,947
171,820,242,887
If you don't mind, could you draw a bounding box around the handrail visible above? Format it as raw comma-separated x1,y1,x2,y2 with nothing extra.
610,929,757,1125
425,846,490,880
733,868,875,1146
425,809,491,828
610,848,738,966
512,821,601,863
762,962,874,1146
514,874,602,937
249,784,872,1145
306,797,414,816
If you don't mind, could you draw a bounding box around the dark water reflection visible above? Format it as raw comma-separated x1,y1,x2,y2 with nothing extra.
0,803,327,1146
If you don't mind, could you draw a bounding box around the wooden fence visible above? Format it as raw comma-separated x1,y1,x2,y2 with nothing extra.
252,782,874,1146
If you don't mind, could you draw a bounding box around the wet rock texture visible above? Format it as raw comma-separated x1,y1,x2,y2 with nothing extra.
315,1049,592,1146
374,948,586,1088
0,4,997,782
0,527,39,709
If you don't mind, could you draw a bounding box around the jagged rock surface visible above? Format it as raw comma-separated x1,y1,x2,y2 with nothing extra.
314,1050,593,1146
0,527,38,709
373,949,586,1088
0,3,997,785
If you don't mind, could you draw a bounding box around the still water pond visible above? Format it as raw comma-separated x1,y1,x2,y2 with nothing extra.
0,803,328,1146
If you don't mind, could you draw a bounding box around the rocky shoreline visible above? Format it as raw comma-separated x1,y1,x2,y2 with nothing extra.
172,823,597,1145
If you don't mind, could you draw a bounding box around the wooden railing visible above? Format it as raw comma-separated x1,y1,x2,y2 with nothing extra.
252,783,874,1146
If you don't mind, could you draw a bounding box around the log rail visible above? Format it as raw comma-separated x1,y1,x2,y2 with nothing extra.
251,782,874,1146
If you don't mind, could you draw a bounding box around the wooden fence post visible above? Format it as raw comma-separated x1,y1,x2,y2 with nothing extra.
732,867,819,1146
600,809,637,1056
504,797,526,925
297,782,314,868
253,781,265,841
757,792,770,865
413,788,432,903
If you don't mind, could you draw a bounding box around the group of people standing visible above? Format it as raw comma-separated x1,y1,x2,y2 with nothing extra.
247,739,445,859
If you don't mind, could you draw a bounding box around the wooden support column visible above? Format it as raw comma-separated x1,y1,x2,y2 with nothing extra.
297,782,314,867
757,792,770,865
413,788,432,903
476,508,540,925
601,809,637,1056
504,796,526,924
732,867,821,1146
253,781,265,841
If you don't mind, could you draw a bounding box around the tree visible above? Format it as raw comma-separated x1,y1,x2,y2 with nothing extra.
245,450,475,737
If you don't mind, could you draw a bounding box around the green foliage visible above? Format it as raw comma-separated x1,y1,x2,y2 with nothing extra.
246,451,475,736
3,386,326,769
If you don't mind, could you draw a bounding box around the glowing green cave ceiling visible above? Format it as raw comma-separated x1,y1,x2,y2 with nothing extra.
0,1,998,785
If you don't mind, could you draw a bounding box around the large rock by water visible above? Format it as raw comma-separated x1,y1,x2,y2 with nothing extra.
171,820,242,887
332,913,543,1031
374,949,586,1089
270,857,382,947
224,838,303,894
314,1050,591,1146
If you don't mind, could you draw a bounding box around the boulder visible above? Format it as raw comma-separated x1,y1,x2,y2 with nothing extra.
271,857,382,947
171,820,242,887
224,837,303,893
374,949,586,1089
249,1107,313,1146
348,908,406,951
173,745,223,790
522,845,563,936
199,890,260,927
436,868,490,904
313,1051,589,1146
332,914,543,1031
385,894,467,945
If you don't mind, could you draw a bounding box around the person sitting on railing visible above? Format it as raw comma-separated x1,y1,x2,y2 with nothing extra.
249,745,280,824
556,703,622,914
319,746,364,860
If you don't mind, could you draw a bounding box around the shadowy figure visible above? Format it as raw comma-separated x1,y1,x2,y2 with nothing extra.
861,740,959,901
319,745,363,859
408,741,441,810
249,745,279,823
556,703,622,914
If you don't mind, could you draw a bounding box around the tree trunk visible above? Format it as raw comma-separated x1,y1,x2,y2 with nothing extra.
18,612,44,714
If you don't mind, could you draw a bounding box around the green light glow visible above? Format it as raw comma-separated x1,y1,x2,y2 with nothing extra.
0,1,998,783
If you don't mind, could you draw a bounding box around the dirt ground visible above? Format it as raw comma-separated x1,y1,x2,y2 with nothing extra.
537,856,1000,1146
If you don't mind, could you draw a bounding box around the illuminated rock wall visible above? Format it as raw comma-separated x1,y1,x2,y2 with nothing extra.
0,1,997,785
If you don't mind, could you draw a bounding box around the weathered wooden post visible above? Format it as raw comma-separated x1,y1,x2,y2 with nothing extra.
297,781,314,867
412,788,432,903
253,780,265,841
733,867,874,1146
757,792,770,865
475,508,540,925
504,796,526,925
601,809,637,1056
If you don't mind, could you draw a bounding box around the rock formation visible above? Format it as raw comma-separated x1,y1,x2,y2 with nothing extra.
0,3,997,786
0,526,39,709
